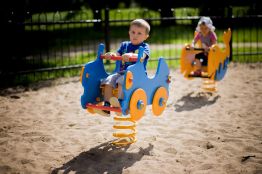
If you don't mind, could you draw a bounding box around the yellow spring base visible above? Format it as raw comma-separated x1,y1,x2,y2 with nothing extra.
202,79,217,92
112,116,137,146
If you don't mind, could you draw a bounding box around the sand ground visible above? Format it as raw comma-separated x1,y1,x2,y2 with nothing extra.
0,63,261,174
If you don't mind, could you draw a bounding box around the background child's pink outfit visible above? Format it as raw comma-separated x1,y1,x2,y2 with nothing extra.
193,31,217,48
192,31,217,66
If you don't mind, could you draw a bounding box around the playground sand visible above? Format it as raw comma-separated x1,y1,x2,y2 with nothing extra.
0,63,261,174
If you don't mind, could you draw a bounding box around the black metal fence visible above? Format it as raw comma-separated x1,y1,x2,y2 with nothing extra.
1,8,261,87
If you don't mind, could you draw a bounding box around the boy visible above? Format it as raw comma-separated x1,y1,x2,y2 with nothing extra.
100,19,150,116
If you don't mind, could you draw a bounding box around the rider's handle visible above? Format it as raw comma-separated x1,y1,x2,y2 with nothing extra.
100,54,138,62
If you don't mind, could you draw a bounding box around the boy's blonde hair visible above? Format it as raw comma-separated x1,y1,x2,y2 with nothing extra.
130,19,150,34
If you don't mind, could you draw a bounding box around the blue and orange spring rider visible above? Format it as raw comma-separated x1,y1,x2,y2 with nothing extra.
80,44,170,145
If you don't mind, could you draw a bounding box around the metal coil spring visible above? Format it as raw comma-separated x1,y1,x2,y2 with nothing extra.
202,79,217,92
112,116,137,146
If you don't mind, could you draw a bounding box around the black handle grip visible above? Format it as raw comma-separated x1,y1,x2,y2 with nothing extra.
185,47,205,51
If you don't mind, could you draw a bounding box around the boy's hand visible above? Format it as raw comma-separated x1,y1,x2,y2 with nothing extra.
202,44,210,53
204,47,210,52
122,53,133,62
204,47,210,55
104,52,116,60
186,44,194,51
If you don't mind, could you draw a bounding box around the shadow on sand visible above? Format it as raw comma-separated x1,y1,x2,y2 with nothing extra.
51,141,154,174
174,92,220,112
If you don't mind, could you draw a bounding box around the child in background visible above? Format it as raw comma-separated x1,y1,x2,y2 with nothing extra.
100,19,150,116
189,17,217,76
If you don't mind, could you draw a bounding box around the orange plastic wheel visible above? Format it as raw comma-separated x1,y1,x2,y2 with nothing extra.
152,87,168,116
125,71,133,90
129,88,147,121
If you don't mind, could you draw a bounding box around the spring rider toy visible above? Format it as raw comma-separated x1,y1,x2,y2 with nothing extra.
80,44,170,145
180,28,231,91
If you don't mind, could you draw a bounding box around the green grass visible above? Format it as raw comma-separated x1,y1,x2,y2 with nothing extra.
150,48,181,59
232,47,262,62
233,28,262,42
24,25,261,53
45,52,96,67
22,46,261,72
23,25,262,61
30,45,262,72
26,49,181,73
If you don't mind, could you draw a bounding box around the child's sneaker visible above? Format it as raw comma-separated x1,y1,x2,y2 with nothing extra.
93,101,110,117
93,108,110,117
109,97,122,116
191,69,202,77
103,101,111,115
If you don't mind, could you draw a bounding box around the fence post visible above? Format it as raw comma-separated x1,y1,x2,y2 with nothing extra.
228,6,233,61
104,8,110,52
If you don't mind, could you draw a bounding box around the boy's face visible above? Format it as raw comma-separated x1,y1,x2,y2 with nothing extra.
200,24,210,36
129,25,149,45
